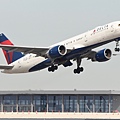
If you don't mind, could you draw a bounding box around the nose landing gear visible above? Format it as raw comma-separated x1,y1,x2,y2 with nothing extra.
115,40,120,52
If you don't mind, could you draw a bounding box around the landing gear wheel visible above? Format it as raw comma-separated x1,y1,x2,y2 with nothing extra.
48,67,51,72
115,40,120,52
80,67,84,72
74,69,80,74
48,65,58,72
74,69,77,74
54,66,58,70
73,67,84,74
115,48,120,52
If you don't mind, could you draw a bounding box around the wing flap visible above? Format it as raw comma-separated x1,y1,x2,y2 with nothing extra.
0,65,13,69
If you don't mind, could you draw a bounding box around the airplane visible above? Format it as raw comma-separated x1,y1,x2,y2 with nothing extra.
0,21,120,74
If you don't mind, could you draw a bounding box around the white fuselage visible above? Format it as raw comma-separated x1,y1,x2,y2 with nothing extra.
3,21,120,73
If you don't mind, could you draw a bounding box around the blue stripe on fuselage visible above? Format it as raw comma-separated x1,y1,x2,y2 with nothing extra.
29,38,115,72
29,58,52,72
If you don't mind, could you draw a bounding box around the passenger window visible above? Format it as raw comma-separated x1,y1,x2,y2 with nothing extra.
118,24,120,26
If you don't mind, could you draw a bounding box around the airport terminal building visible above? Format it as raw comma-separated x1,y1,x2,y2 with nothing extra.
0,90,119,113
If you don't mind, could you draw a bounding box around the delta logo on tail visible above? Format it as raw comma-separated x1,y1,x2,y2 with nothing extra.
0,34,23,64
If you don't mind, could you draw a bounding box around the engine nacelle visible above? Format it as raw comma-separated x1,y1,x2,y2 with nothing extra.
48,45,67,59
95,49,112,62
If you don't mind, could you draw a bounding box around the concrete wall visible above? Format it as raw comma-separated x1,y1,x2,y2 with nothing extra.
0,112,119,119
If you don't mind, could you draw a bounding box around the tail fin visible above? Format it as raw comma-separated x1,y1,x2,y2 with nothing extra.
0,33,23,64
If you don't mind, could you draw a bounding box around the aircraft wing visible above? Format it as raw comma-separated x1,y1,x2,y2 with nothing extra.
0,45,49,57
0,65,13,69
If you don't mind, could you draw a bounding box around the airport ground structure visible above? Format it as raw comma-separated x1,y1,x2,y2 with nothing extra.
0,90,120,119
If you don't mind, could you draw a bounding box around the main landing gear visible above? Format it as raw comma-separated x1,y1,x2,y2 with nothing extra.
73,58,84,74
48,65,58,72
115,40,120,52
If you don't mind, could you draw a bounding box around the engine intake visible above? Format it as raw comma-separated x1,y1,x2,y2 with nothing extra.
48,45,67,59
95,49,112,62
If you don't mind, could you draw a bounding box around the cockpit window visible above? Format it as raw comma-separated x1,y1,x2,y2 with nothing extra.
118,24,120,26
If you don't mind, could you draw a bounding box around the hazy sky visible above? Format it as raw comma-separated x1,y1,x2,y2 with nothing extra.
0,0,120,90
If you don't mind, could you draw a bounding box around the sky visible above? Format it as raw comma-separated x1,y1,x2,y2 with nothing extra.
0,0,120,90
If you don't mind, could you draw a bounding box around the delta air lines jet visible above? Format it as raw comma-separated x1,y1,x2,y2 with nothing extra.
0,21,120,74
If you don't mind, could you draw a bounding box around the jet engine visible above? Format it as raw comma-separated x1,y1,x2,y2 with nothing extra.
48,45,67,59
95,49,112,62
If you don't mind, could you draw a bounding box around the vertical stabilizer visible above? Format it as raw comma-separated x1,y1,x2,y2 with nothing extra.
0,33,23,64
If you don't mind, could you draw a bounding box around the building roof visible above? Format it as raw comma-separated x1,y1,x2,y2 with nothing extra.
0,90,119,95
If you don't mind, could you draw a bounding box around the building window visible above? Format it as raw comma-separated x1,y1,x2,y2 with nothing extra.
0,96,2,105
79,95,93,112
3,95,16,105
3,106,16,112
33,95,47,112
48,95,62,112
18,106,31,112
64,95,77,112
94,95,109,112
18,95,31,105
110,95,113,112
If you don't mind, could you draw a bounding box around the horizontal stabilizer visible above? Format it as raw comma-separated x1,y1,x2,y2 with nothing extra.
0,65,13,69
